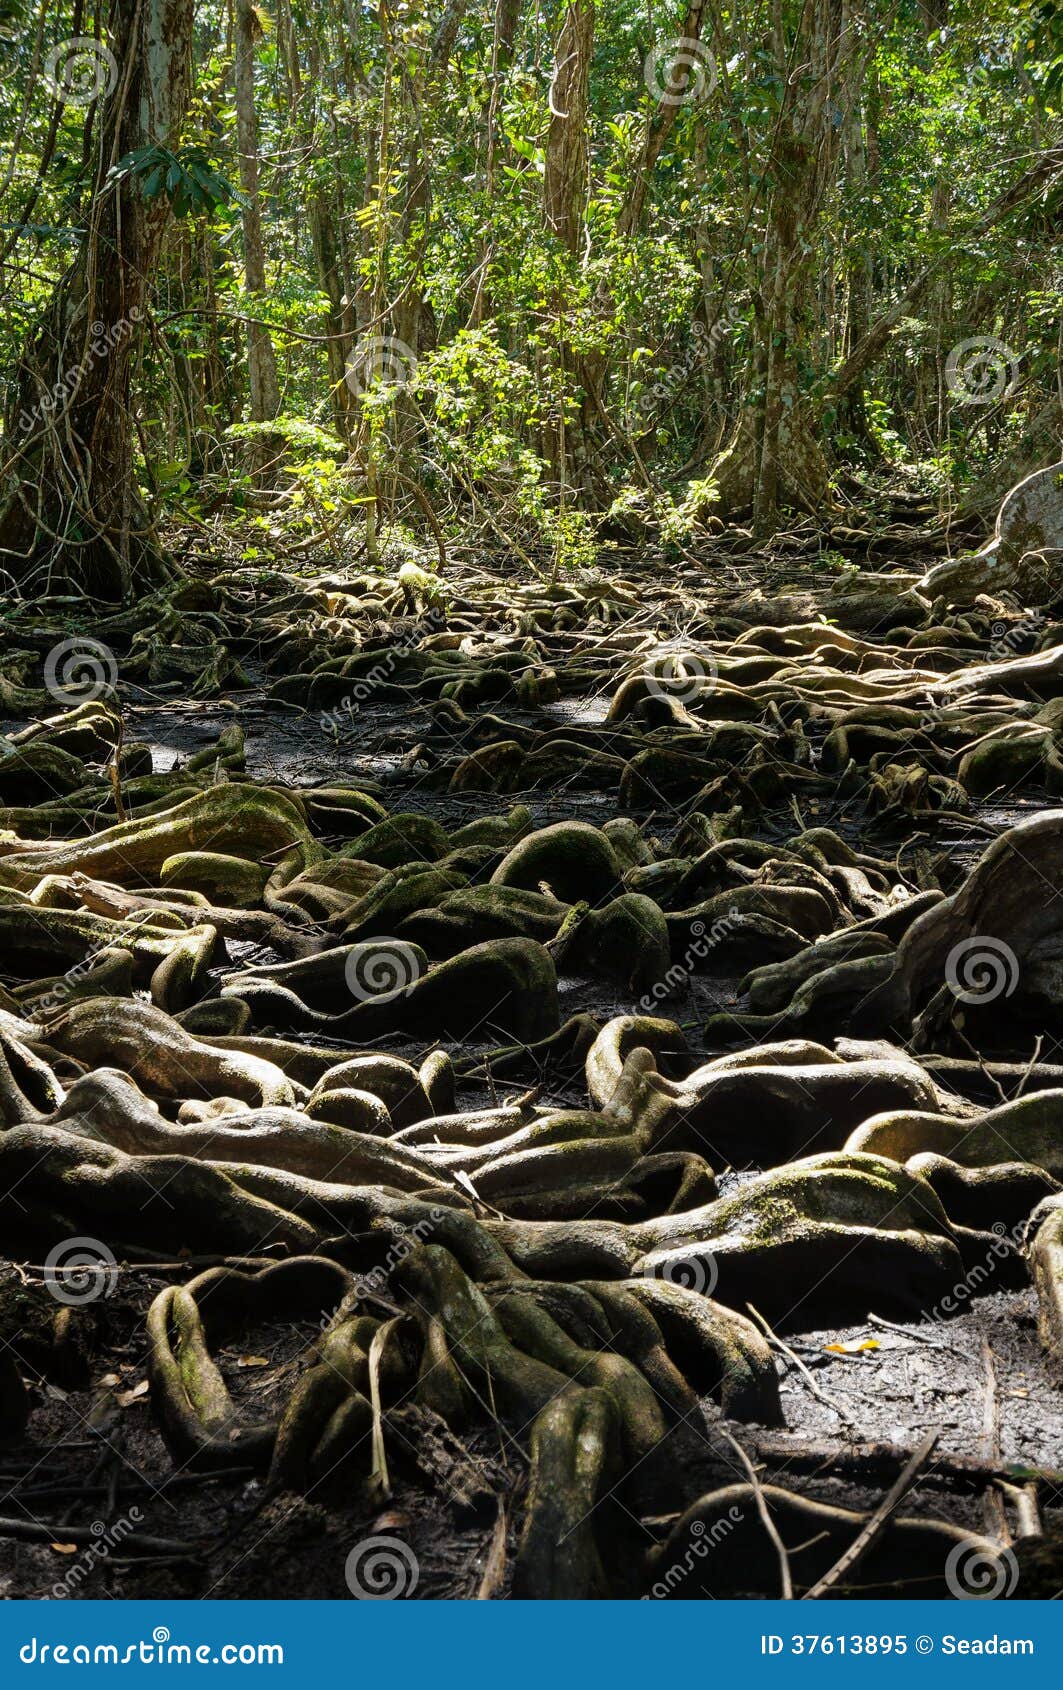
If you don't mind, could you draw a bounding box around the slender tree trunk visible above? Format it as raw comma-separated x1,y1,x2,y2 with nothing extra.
234,0,280,423
834,91,875,454
470,0,521,327
542,0,594,498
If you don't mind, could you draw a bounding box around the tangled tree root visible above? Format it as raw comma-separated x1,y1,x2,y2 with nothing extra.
2,553,1063,1596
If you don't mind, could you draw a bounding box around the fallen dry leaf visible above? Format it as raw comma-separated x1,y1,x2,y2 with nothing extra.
116,1380,150,1406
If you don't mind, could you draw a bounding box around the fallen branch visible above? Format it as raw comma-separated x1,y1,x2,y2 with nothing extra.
802,1431,939,1599
747,1433,1063,1496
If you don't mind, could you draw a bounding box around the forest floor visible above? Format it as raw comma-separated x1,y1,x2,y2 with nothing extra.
1,523,1062,1600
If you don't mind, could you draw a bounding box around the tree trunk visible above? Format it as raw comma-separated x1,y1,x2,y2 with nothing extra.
543,1,593,254
0,0,194,598
309,196,355,441
234,0,280,424
542,0,594,498
712,0,858,527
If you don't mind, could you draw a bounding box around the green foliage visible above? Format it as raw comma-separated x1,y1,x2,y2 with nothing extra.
107,146,241,219
0,0,1058,555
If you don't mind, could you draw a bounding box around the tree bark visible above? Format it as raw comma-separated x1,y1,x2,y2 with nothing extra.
543,0,593,255
234,0,280,424
712,0,865,527
542,1,594,499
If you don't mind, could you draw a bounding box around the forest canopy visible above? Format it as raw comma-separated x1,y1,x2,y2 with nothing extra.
0,0,1060,593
